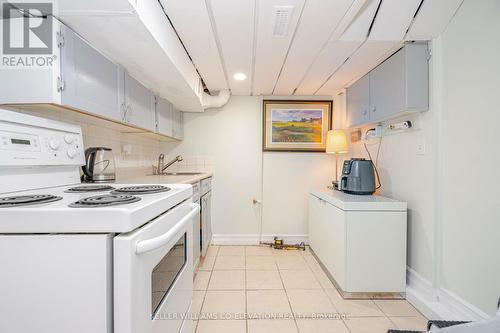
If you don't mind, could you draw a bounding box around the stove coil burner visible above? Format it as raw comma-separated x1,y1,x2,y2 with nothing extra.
65,185,115,193
69,194,141,208
0,194,63,207
111,185,171,195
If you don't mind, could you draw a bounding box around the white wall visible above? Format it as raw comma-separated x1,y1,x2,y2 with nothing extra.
438,0,500,316
161,95,335,243
161,96,264,239
348,0,500,317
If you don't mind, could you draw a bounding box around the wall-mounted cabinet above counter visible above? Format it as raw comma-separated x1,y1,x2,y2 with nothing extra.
347,42,430,127
54,0,204,112
0,17,183,141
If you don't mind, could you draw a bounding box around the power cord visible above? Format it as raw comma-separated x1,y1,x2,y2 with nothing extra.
363,128,382,190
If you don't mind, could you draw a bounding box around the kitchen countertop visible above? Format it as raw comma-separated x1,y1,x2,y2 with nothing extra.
119,172,212,185
311,189,407,211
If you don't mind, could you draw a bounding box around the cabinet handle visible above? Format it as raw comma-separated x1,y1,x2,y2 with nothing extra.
372,106,377,112
363,109,367,116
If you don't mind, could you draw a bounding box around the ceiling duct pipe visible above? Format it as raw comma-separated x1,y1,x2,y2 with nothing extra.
201,89,231,110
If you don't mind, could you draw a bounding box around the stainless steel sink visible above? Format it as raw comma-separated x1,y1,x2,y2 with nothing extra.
151,172,203,176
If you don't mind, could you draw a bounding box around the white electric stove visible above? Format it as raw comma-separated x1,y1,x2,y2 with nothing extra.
0,109,199,333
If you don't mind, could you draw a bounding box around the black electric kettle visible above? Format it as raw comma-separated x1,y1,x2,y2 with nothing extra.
81,147,116,183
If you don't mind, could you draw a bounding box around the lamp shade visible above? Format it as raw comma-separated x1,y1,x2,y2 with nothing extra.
326,129,348,154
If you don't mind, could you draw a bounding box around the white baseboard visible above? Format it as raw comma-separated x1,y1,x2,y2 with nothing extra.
211,234,308,246
406,267,489,321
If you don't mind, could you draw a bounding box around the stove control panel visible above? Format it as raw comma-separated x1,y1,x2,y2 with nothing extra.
0,109,84,166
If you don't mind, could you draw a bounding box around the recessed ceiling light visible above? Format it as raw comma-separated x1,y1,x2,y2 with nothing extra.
233,72,247,81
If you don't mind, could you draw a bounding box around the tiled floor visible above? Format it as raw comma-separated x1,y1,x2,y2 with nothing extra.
191,245,428,333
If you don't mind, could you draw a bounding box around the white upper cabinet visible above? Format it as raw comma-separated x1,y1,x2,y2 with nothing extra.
59,24,122,121
155,96,173,138
122,71,155,131
346,43,429,127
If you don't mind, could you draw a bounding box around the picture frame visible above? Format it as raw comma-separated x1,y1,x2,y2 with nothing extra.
263,100,332,152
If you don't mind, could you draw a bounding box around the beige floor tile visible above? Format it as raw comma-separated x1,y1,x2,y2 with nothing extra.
247,290,293,317
194,271,211,290
275,255,308,270
246,246,274,256
374,300,422,317
189,320,197,333
303,255,323,271
344,317,396,333
214,255,245,270
198,256,216,271
248,319,298,332
201,291,246,316
272,248,303,256
196,320,246,333
325,289,384,317
390,316,428,331
296,319,350,333
311,269,336,289
191,291,205,317
208,270,245,290
218,246,245,256
286,289,337,317
280,269,322,289
205,245,219,257
246,256,277,270
246,270,283,290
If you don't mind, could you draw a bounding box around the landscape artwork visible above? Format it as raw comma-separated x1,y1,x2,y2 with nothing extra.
263,100,332,152
271,109,323,143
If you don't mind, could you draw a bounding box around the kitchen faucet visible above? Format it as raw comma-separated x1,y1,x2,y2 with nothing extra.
155,154,183,174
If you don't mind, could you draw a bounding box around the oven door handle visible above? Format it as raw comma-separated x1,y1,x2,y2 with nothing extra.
135,202,200,255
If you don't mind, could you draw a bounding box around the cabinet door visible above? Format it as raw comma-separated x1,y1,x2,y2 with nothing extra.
322,202,346,289
346,74,370,127
124,72,155,131
60,25,121,121
308,195,324,257
171,106,184,140
155,96,173,137
369,49,405,121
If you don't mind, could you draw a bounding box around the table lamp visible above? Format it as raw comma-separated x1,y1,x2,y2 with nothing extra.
326,129,348,188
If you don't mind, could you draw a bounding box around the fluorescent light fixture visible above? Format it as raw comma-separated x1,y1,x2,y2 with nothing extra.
233,72,247,81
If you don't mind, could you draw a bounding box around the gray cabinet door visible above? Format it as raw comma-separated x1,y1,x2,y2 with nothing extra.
369,49,405,121
370,43,429,122
347,74,370,127
155,96,173,137
60,25,121,121
171,106,184,140
124,72,155,131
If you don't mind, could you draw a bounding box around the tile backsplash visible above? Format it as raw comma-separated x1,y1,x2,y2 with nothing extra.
13,108,163,179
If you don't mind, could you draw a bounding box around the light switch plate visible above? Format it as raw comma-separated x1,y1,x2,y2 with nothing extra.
416,137,426,155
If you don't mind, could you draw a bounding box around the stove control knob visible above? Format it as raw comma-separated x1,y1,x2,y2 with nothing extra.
67,148,77,159
49,139,60,150
64,135,76,144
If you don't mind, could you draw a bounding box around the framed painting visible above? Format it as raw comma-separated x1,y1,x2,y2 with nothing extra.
263,100,332,152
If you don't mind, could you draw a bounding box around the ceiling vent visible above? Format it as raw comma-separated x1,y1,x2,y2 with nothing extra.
273,6,294,38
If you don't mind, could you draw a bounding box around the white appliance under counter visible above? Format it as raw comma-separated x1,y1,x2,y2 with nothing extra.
309,190,407,298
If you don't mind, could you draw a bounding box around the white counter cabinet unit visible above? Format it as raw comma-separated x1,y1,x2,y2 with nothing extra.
309,190,407,298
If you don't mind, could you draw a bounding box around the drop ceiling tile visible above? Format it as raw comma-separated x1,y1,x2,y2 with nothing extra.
208,0,255,95
273,0,355,95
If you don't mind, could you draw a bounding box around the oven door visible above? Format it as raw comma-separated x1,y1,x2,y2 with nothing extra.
114,201,200,333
